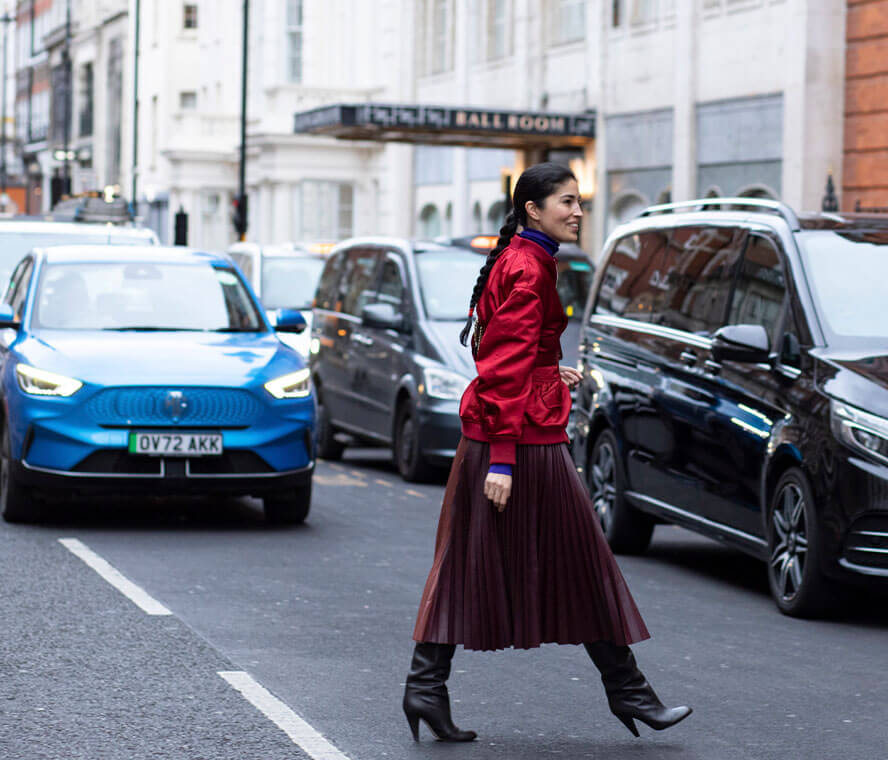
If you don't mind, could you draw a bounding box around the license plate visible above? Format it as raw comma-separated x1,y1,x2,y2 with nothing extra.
128,431,223,457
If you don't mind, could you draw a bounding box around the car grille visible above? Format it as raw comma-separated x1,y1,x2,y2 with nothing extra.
73,450,273,476
843,514,888,571
85,387,260,427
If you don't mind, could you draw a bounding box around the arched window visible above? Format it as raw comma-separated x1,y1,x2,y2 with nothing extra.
656,188,672,205
445,202,453,237
419,203,441,238
487,200,506,230
472,201,482,233
607,191,648,232
736,184,778,200
704,186,722,198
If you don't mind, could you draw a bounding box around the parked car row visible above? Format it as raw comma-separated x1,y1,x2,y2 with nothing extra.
3,199,886,618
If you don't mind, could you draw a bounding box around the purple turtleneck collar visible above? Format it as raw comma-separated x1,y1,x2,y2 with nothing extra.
518,228,559,257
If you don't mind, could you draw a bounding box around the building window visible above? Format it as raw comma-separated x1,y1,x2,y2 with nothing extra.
419,204,441,238
184,3,198,30
550,0,585,45
301,181,354,240
486,0,509,60
612,0,657,27
78,62,93,137
179,91,197,110
287,0,304,83
419,0,453,76
50,63,70,144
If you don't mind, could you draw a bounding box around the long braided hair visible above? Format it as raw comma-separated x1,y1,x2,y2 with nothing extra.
458,162,577,346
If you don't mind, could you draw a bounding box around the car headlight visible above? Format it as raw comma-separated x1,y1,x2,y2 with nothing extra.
830,399,888,465
423,367,470,401
264,368,311,399
15,364,83,397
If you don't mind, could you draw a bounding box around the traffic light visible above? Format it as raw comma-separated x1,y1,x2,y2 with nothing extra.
232,193,248,238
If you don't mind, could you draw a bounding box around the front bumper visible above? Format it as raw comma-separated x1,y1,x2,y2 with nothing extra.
6,380,316,497
416,399,462,465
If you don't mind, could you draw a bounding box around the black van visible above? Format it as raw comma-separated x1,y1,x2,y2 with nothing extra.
309,238,480,481
572,198,888,616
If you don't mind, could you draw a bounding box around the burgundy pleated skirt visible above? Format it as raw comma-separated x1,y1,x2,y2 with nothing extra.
413,437,651,651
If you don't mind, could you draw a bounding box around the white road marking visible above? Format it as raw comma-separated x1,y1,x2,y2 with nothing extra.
219,671,351,760
58,538,172,616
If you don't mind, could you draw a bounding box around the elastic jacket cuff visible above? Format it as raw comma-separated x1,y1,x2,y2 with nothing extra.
488,463,513,476
488,439,517,466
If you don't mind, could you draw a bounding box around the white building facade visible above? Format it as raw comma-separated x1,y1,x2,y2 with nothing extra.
14,1,846,257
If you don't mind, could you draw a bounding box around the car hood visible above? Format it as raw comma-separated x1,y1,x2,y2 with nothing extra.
812,347,888,418
14,330,304,387
421,321,476,378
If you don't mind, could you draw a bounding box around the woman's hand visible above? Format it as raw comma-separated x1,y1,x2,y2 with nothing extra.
484,472,512,512
559,365,582,389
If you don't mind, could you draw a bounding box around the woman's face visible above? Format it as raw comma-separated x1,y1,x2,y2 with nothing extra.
525,179,583,243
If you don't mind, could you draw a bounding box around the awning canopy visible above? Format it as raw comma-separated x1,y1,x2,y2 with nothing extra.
293,103,595,149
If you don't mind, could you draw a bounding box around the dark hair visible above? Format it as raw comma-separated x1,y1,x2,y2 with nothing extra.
459,162,577,345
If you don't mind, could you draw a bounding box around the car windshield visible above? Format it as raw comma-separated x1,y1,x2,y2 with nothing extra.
0,230,151,290
32,261,264,332
800,230,888,346
556,258,593,321
260,256,324,309
415,248,484,320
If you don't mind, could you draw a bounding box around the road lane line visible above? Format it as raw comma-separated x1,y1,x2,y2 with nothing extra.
405,489,427,499
219,671,351,760
58,538,172,616
374,478,393,487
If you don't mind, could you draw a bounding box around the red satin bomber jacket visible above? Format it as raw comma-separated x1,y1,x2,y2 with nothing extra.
459,235,570,465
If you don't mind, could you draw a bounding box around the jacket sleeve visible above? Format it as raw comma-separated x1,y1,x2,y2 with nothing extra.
474,284,543,466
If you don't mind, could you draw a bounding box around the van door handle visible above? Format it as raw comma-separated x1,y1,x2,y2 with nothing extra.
704,359,722,375
351,332,373,346
679,350,697,366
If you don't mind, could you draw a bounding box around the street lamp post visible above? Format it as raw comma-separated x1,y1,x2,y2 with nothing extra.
234,0,249,241
0,11,13,203
62,0,71,197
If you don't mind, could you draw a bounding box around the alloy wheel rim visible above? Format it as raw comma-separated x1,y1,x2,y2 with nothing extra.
591,441,617,533
769,483,808,602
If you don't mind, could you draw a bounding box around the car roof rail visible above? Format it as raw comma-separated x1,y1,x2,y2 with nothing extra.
638,197,800,231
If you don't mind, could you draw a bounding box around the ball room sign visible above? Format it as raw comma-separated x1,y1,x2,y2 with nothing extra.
293,103,595,148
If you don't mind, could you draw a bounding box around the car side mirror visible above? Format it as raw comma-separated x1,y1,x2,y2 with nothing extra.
274,308,307,333
0,303,19,329
711,324,770,364
361,302,403,331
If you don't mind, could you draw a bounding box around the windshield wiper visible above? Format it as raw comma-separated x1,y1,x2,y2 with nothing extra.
102,326,204,332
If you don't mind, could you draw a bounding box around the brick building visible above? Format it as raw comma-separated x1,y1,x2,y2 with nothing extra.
844,0,888,211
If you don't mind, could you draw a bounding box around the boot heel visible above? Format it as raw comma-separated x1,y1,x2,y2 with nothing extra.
406,713,420,741
615,713,640,737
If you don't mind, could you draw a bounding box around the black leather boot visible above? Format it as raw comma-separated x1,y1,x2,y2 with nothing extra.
403,642,477,742
584,641,692,737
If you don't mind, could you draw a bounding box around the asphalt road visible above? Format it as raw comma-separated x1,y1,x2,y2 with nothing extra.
2,448,887,760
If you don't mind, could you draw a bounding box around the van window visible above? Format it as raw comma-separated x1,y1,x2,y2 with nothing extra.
729,234,786,344
595,226,746,335
339,248,382,316
663,226,746,335
377,255,406,307
595,230,677,323
314,252,344,310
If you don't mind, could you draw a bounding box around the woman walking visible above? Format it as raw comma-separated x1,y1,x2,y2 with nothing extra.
402,162,692,742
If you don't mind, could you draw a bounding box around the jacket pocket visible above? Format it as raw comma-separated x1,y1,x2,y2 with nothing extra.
524,380,569,428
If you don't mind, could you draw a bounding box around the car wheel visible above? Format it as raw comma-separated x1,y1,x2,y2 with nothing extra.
315,396,345,461
767,468,834,618
264,480,312,525
587,428,653,554
1,419,38,523
394,403,436,483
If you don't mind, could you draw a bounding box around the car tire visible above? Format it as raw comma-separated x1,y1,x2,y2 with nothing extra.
1,419,38,524
587,428,653,554
394,403,436,483
315,396,345,461
264,480,312,525
766,467,835,618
